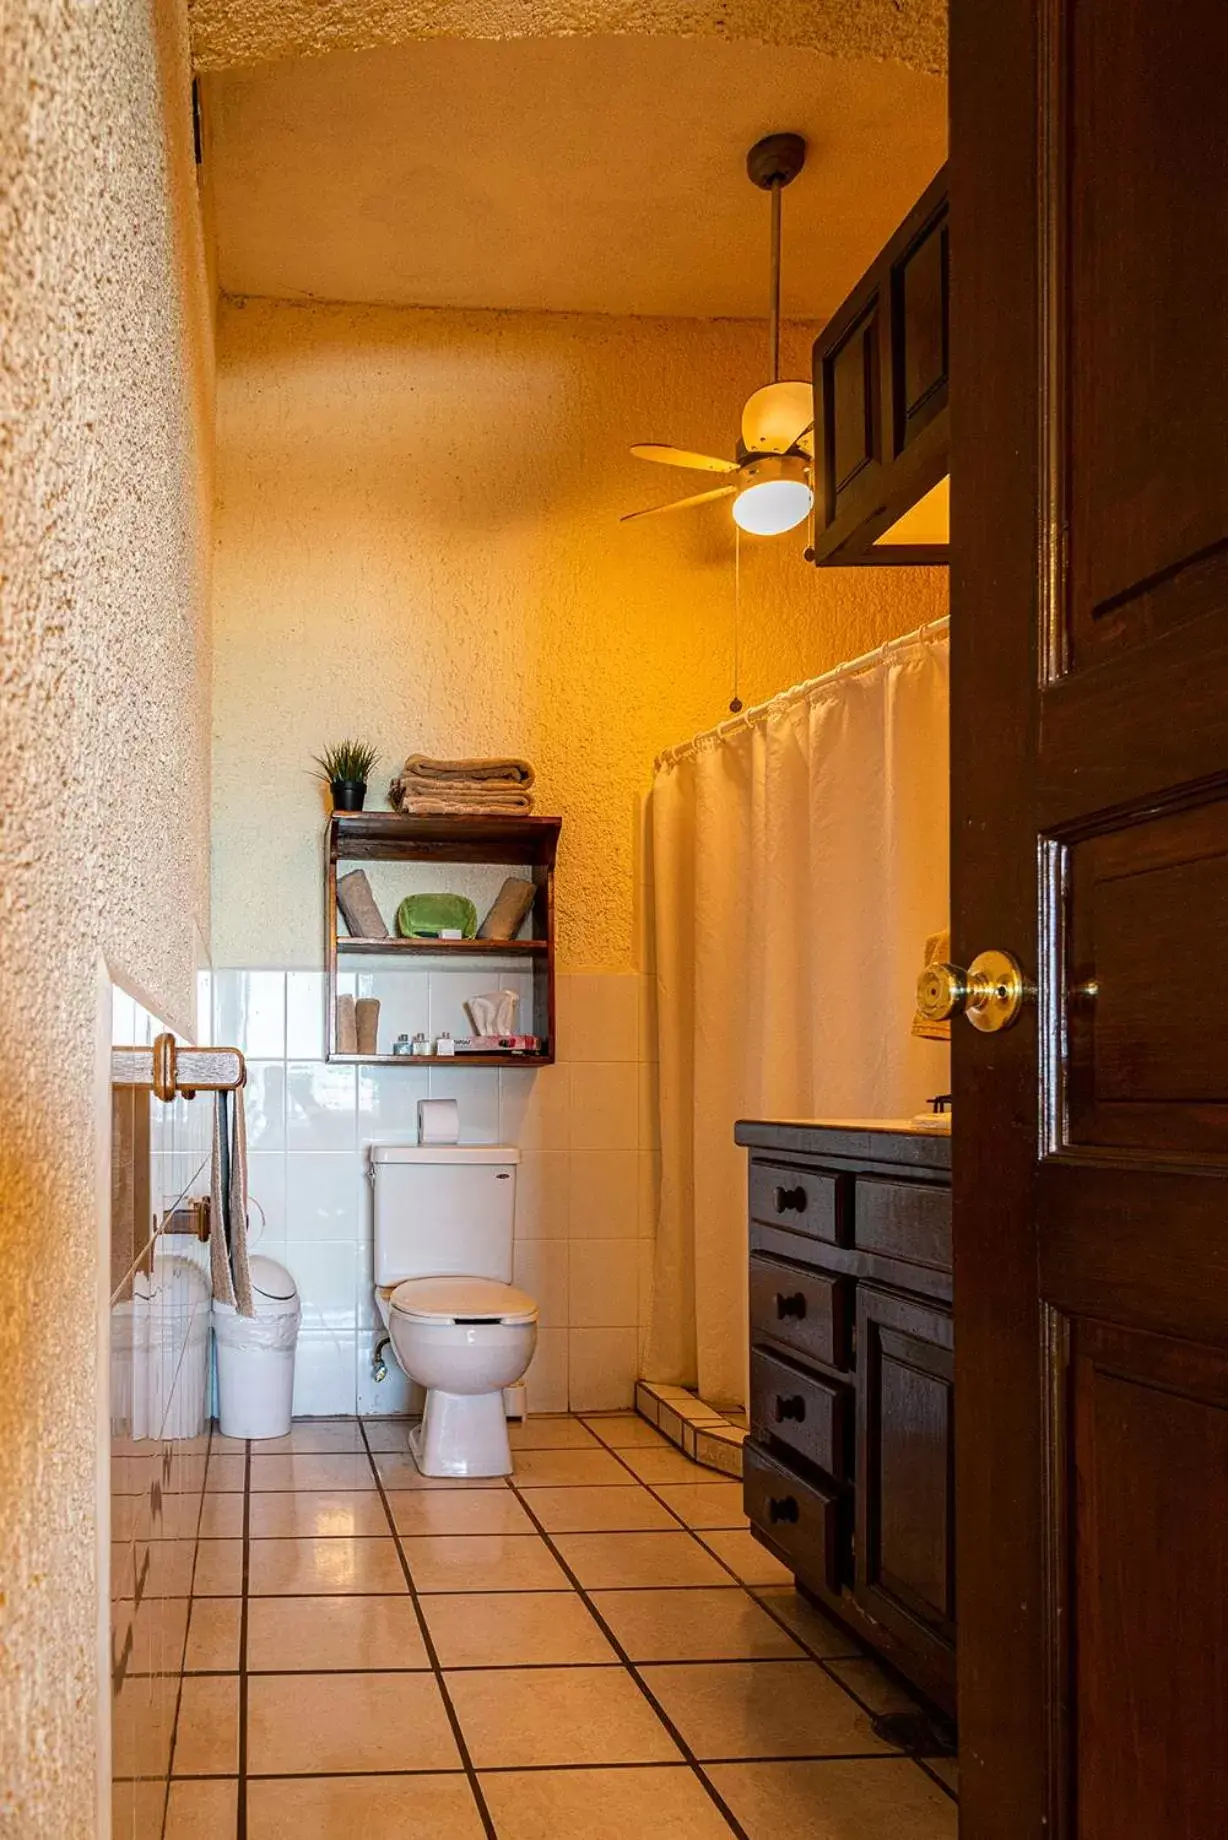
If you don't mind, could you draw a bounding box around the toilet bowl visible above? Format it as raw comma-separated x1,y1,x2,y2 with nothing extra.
377,1274,537,1477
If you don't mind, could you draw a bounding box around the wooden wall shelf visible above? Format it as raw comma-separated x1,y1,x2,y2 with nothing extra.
337,936,548,957
325,812,561,1066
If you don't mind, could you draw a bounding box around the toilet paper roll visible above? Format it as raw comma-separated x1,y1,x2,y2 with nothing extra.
418,1097,460,1145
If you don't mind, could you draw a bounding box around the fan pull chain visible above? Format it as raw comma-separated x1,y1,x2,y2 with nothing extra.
730,525,744,714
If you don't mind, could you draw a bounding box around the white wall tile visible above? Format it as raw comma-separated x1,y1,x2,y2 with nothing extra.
196,969,214,1046
513,1240,569,1327
524,1327,569,1415
357,1063,430,1146
356,1244,378,1329
500,1066,570,1150
286,1062,357,1150
214,970,285,1059
245,1153,287,1248
355,969,430,1055
285,971,327,1059
292,1330,357,1417
558,974,638,1062
638,1061,661,1150
569,1240,639,1329
111,988,136,1047
570,1063,637,1151
513,1150,570,1240
568,1150,639,1240
355,1337,420,1417
637,973,658,1065
637,1241,656,1334
284,1241,357,1332
427,1066,500,1144
428,969,532,1043
285,1152,364,1243
637,1151,661,1240
568,1328,638,1412
242,1062,286,1152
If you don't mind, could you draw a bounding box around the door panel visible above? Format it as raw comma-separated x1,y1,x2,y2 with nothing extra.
1072,1320,1228,1840
951,0,1228,1831
855,1287,955,1670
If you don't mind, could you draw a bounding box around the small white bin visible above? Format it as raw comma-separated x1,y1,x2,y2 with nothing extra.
213,1256,301,1439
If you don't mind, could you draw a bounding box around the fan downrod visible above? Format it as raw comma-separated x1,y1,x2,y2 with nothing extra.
746,132,807,191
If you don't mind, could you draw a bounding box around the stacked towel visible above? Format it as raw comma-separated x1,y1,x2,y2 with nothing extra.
389,755,535,816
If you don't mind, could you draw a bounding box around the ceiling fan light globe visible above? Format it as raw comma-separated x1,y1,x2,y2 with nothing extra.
731,453,813,535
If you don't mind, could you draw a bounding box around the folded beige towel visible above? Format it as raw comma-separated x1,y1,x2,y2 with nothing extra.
399,754,535,789
390,788,534,815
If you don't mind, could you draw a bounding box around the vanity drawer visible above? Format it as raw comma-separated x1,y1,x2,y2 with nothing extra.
748,1160,850,1246
750,1254,852,1372
855,1178,952,1274
750,1347,851,1481
744,1441,846,1593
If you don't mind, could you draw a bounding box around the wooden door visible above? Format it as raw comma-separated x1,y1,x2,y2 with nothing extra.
854,1285,955,1709
950,1,1228,1834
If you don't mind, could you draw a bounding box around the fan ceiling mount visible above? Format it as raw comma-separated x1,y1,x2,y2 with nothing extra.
623,131,815,537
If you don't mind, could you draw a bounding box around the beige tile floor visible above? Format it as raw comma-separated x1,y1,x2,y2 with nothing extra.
123,1412,956,1838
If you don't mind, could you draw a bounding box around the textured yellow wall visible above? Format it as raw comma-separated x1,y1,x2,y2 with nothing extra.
189,0,946,75
0,0,213,1825
212,297,946,970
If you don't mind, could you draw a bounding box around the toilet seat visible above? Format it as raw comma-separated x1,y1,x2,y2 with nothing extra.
389,1275,537,1327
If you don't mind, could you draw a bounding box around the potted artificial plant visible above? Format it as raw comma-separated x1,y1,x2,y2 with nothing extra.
314,739,380,812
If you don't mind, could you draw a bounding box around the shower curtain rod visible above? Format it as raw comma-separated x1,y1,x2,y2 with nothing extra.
654,615,949,772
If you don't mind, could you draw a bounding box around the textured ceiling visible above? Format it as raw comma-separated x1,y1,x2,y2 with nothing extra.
190,0,947,76
203,35,946,318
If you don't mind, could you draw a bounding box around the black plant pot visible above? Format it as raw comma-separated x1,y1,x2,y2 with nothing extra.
331,779,367,812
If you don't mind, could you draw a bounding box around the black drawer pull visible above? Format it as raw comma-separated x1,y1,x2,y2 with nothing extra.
775,1291,807,1321
773,1184,808,1214
775,1394,806,1424
768,1495,800,1525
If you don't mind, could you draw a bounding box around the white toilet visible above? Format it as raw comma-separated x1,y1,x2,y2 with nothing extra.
371,1144,537,1477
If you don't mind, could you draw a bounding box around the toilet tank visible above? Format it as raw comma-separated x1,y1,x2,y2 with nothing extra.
371,1145,520,1287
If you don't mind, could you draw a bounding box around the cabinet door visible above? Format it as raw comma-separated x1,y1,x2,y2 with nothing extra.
855,1285,955,1695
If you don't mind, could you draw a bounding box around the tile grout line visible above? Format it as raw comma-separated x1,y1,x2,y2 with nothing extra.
160,1430,219,1837
501,1474,752,1840
358,1420,500,1840
236,1439,251,1840
579,1417,957,1798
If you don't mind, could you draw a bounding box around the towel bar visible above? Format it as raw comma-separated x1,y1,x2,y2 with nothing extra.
111,1033,246,1102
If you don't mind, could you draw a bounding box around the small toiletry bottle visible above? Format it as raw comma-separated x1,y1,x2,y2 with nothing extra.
392,1034,413,1057
411,1031,431,1056
434,1032,456,1057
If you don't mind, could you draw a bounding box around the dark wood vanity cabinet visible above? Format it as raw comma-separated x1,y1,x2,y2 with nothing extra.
736,1119,954,1713
809,166,949,568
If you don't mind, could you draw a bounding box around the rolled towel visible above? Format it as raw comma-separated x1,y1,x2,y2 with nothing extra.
398,754,535,790
356,997,381,1056
479,877,537,940
336,869,388,939
336,994,358,1055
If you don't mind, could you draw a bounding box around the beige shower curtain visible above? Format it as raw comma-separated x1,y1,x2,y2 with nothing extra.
643,622,950,1406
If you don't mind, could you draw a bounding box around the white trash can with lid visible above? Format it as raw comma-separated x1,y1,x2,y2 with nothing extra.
213,1256,301,1439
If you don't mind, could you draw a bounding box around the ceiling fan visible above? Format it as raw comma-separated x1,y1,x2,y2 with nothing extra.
623,132,815,537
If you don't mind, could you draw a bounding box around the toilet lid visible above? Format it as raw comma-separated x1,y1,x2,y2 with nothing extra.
389,1275,538,1326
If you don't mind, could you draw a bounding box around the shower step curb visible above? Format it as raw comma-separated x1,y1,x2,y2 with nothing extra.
634,1379,747,1477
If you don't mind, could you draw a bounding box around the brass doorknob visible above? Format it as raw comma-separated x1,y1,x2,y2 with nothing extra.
916,949,1027,1033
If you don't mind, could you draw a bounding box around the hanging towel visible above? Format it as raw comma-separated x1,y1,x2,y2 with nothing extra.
210,1089,254,1316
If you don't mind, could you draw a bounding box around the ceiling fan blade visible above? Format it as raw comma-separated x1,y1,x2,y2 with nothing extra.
620,484,739,523
741,380,814,455
630,443,738,474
